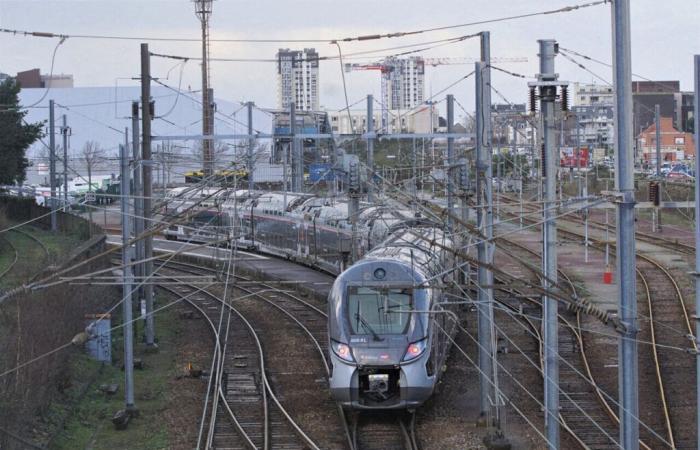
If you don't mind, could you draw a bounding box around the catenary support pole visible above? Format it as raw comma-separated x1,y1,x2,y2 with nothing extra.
655,104,661,177
49,100,57,232
446,94,455,231
654,104,663,231
61,115,68,210
141,43,156,347
247,101,254,193
693,53,699,450
131,103,144,309
475,59,496,427
536,38,561,450
290,102,298,192
367,94,375,202
612,1,639,447
119,140,137,414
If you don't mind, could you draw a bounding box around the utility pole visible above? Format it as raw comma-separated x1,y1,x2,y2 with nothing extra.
612,1,639,447
475,32,495,427
366,94,375,202
247,101,255,193
654,104,663,232
411,138,417,198
141,43,156,348
119,139,137,416
347,155,360,264
131,102,144,310
529,39,566,450
61,114,69,211
194,0,214,178
475,50,497,433
655,104,661,177
290,102,299,192
693,53,699,450
446,94,455,231
49,100,57,231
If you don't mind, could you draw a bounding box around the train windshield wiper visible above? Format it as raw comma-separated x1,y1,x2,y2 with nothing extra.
355,313,384,341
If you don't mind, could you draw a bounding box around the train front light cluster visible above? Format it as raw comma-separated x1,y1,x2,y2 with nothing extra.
332,341,354,362
402,339,426,362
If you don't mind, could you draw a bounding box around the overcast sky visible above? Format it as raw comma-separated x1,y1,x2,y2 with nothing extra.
1,0,699,121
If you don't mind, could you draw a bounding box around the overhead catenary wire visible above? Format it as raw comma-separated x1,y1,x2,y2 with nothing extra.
0,1,608,44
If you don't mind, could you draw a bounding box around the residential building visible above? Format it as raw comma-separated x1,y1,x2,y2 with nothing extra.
16,68,73,88
632,80,678,137
491,103,536,148
276,48,319,111
638,116,695,162
570,105,615,150
385,56,425,110
573,82,614,106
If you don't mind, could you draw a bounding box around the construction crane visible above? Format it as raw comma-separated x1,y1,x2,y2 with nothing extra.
344,56,528,132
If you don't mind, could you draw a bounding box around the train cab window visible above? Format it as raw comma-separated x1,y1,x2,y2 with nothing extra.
347,287,412,335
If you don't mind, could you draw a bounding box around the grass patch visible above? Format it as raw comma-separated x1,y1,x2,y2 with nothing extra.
51,297,184,450
0,236,15,274
0,224,82,288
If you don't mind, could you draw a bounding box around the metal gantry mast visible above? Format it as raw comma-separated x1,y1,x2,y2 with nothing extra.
530,38,565,450
60,115,69,210
692,53,699,450
141,43,156,348
119,136,137,415
49,99,57,232
475,40,496,426
194,0,214,178
247,101,255,194
366,94,375,202
611,1,639,447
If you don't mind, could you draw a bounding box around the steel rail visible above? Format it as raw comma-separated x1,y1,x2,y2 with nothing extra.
156,282,259,450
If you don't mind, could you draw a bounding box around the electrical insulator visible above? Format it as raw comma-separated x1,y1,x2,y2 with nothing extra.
132,102,139,118
561,86,569,112
149,100,155,117
541,143,547,177
458,162,469,191
529,87,537,113
648,181,660,207
348,162,360,194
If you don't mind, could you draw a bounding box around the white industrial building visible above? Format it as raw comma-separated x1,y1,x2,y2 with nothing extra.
328,104,436,135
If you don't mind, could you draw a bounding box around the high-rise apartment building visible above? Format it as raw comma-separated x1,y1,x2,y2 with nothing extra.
385,56,425,110
276,48,319,111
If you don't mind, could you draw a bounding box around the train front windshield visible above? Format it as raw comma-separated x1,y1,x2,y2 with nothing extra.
347,287,412,335
193,211,222,227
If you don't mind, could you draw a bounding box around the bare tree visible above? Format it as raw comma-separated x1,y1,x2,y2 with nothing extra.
189,141,231,173
77,140,105,226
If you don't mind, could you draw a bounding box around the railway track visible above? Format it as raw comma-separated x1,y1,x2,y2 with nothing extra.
0,227,50,285
350,411,418,450
493,237,621,449
636,254,697,449
158,259,359,449
498,194,698,448
172,258,429,449
156,268,323,449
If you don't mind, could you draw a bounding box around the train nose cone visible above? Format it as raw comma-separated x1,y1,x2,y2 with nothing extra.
351,335,409,365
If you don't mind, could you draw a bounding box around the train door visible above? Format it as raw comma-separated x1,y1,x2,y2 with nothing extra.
309,218,318,261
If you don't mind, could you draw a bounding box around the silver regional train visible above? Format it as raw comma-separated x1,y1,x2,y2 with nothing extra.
164,189,459,409
327,224,456,409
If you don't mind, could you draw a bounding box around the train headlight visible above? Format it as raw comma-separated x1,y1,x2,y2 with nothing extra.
332,341,354,363
403,339,427,362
